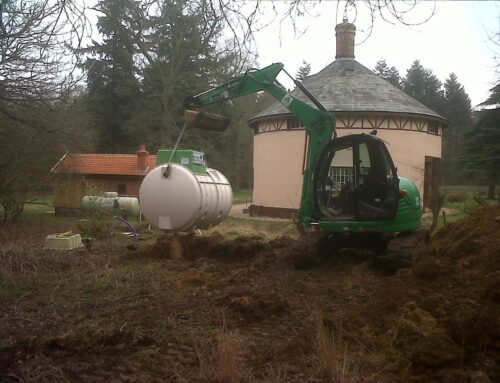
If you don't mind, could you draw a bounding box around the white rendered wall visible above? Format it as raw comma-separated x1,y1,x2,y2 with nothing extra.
253,130,306,209
252,119,442,210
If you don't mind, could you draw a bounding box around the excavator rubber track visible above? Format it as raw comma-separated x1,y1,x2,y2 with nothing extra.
373,229,430,274
290,229,430,274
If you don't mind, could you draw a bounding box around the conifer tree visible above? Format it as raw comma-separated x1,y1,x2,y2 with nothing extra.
82,0,141,152
461,82,500,199
81,0,253,187
133,0,234,147
403,60,445,115
441,73,472,184
374,59,401,87
296,60,311,81
386,66,402,88
374,59,390,78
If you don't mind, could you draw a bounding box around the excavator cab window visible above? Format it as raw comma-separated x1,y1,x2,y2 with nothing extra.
315,140,356,220
314,135,399,221
357,140,399,220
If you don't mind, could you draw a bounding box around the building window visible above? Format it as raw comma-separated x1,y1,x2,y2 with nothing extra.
428,122,439,135
329,167,353,191
287,117,303,130
118,184,126,195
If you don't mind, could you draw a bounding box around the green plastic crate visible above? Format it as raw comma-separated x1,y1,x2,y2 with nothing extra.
44,234,83,250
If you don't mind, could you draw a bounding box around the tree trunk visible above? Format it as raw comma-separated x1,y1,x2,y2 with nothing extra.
487,181,496,200
160,98,172,147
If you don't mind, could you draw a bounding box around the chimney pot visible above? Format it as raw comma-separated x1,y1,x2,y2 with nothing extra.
136,144,149,171
335,20,356,59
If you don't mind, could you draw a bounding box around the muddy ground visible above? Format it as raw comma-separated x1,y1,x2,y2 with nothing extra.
0,206,499,382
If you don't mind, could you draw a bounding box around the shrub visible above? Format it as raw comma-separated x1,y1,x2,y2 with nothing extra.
446,192,466,203
76,219,109,239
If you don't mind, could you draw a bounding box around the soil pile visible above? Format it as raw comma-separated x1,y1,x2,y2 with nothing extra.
137,209,499,382
341,205,500,382
140,232,272,262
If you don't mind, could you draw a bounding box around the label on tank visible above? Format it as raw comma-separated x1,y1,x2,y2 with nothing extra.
159,216,172,230
193,153,205,166
181,157,189,165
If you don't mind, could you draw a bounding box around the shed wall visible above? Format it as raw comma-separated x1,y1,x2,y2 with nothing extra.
54,176,85,209
53,175,145,214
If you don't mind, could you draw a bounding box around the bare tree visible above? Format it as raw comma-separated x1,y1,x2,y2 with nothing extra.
338,0,436,42
0,0,91,221
206,0,436,54
0,0,88,123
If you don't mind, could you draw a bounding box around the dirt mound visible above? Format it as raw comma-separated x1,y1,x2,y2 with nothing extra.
341,205,500,382
139,233,186,259
199,234,269,261
128,207,500,382
140,232,272,262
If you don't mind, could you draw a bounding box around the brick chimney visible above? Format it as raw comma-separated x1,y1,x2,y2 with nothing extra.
136,144,149,171
335,18,356,59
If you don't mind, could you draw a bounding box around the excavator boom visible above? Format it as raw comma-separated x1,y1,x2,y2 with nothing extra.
184,63,284,108
183,63,336,223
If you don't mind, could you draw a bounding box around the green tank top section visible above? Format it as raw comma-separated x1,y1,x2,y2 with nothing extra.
156,149,207,174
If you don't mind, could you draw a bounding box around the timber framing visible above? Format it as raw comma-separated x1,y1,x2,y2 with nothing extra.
250,111,445,137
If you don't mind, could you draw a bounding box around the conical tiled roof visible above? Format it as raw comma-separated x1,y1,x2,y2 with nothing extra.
249,59,446,123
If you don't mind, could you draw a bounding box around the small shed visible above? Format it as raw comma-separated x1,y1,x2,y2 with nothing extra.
51,145,156,215
248,20,447,218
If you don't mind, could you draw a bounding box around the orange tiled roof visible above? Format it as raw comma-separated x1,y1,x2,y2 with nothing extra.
51,153,158,176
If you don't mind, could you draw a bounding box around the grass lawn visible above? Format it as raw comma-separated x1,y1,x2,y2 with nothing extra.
8,184,498,236
423,185,498,231
11,184,496,224
232,189,252,205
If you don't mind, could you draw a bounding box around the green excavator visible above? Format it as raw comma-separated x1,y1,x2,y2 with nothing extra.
183,63,428,265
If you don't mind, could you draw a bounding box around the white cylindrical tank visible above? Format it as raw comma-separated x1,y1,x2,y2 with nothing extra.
117,197,140,217
139,163,233,232
81,196,117,211
81,196,140,217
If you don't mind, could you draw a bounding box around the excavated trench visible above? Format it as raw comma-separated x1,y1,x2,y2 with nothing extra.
138,205,499,382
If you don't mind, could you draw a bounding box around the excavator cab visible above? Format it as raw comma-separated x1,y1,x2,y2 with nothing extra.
314,134,399,222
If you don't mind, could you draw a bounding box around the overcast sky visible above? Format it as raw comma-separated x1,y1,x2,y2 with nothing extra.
251,1,499,107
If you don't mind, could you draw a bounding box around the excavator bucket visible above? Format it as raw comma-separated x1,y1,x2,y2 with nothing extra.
184,110,231,132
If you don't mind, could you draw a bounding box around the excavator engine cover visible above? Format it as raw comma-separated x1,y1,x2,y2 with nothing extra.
184,110,231,132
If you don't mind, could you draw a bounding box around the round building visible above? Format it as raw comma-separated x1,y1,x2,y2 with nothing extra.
248,20,447,218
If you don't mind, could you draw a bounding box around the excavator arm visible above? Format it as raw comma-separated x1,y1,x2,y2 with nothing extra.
184,63,333,131
183,63,336,223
